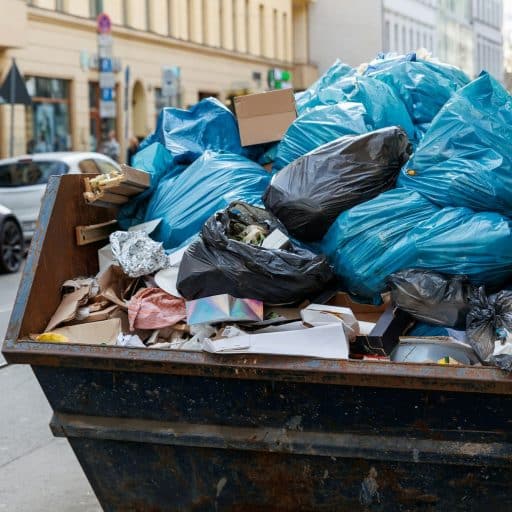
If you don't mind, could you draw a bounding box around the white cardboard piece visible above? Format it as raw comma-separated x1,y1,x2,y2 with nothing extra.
203,323,348,360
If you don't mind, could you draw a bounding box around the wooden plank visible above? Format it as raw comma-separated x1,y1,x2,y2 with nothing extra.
120,165,151,188
75,220,118,246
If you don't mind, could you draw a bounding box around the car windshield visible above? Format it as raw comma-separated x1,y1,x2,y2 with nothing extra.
0,160,69,187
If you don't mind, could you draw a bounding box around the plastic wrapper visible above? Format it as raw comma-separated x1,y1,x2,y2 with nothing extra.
110,231,169,278
398,73,512,218
466,287,512,361
128,287,186,331
264,127,411,241
388,269,473,328
321,189,439,301
364,52,469,137
177,202,335,305
143,151,271,250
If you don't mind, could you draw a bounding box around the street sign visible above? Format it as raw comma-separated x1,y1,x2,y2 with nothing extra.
100,100,116,118
162,66,180,99
97,14,116,119
97,13,112,34
99,72,115,89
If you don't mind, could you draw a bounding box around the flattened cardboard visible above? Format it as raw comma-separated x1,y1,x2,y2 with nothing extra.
50,318,122,346
45,286,90,332
234,89,297,146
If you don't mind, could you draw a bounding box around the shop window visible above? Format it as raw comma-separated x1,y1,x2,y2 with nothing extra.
198,91,219,101
25,77,71,154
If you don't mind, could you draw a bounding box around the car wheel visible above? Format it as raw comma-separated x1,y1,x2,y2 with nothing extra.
0,219,23,273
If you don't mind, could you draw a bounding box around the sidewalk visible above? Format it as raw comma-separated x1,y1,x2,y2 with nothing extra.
0,272,100,511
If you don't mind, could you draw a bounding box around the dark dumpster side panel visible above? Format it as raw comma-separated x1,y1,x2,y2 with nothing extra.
66,438,512,512
33,366,512,443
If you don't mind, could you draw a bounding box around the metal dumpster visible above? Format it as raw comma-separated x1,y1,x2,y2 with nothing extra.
3,174,512,511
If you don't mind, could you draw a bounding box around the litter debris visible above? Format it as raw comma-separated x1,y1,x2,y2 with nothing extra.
186,295,264,326
388,270,474,328
466,287,512,362
177,202,335,304
264,126,411,240
83,165,150,208
127,288,186,331
110,230,169,278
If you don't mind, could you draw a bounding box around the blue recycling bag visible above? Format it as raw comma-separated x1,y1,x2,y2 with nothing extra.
144,151,271,250
295,59,355,114
273,102,369,171
364,53,469,137
398,72,512,218
139,97,245,162
321,189,440,301
274,75,415,171
411,207,512,287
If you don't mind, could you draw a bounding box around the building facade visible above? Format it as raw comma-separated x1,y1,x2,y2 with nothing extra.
0,0,316,158
307,0,503,82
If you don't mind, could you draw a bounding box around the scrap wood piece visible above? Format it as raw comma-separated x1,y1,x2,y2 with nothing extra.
75,219,118,246
83,165,150,208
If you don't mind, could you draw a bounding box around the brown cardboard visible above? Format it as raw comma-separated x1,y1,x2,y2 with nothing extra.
234,89,297,146
45,286,90,332
327,292,388,323
49,318,122,346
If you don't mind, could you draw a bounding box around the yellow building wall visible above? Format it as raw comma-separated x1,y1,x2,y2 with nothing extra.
0,3,297,159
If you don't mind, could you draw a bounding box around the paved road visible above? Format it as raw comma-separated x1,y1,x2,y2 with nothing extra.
0,271,100,511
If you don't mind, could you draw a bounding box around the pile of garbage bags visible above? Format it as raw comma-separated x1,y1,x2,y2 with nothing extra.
87,48,512,369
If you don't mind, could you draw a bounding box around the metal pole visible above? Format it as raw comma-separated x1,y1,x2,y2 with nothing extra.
9,58,16,157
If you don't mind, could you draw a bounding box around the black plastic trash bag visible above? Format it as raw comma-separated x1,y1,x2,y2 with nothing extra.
388,270,474,329
466,287,512,361
177,202,335,304
263,127,411,241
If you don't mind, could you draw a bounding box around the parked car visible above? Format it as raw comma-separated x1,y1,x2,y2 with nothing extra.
0,204,23,273
0,152,121,240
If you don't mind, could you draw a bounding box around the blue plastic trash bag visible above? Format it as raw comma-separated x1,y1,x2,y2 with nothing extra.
273,102,368,171
364,54,469,137
407,323,451,337
316,75,415,140
139,97,245,162
321,189,440,301
295,59,355,115
412,207,512,288
144,151,271,250
118,142,186,229
398,73,512,218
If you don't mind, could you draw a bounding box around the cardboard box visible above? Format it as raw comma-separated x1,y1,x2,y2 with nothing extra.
326,292,412,356
234,89,297,146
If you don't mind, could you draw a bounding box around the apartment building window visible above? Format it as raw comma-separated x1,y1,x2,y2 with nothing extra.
384,21,390,51
409,28,413,51
394,23,398,51
122,0,129,26
187,0,193,40
168,0,173,36
25,77,71,154
90,0,103,18
232,0,237,50
146,0,151,31
55,0,65,12
219,1,223,47
273,9,278,59
202,0,208,43
283,12,289,61
259,4,265,55
416,30,420,49
401,26,406,53
245,0,250,52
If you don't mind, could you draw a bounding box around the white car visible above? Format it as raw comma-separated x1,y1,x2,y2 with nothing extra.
0,152,121,240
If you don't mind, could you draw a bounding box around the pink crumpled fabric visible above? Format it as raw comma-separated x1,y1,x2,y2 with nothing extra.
128,287,186,331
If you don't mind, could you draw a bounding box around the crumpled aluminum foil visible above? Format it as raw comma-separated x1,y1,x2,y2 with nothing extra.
110,231,169,278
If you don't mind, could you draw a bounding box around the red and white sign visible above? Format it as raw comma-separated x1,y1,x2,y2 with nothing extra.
97,13,112,34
